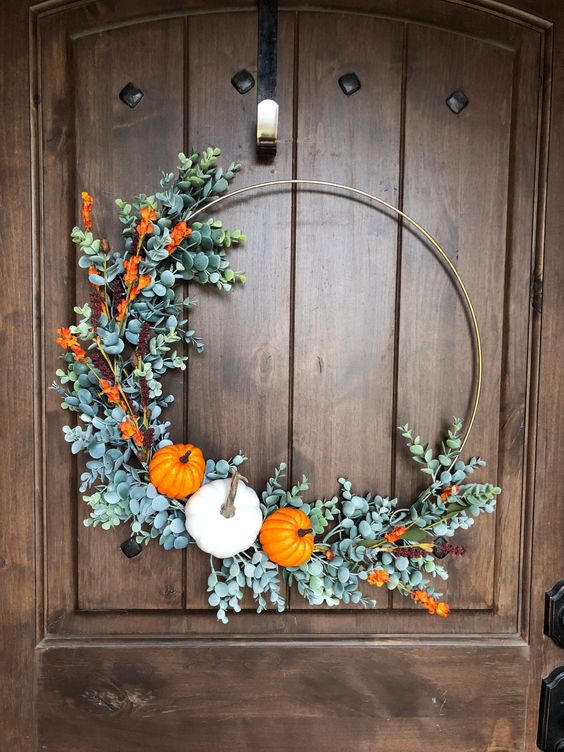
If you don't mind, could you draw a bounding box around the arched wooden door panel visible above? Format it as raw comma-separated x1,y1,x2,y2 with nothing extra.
26,1,551,749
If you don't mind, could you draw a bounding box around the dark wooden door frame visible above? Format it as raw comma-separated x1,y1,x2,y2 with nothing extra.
1,1,562,749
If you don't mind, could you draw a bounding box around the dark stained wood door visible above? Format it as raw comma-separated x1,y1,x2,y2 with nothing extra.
2,1,564,750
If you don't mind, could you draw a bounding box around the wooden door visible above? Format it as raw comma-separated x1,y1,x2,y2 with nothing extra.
2,1,564,750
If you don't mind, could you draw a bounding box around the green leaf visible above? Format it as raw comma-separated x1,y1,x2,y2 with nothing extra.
401,527,430,543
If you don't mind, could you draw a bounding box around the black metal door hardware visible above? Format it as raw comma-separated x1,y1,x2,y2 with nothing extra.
545,580,564,648
120,536,143,558
231,69,255,95
538,667,564,751
338,72,361,96
119,82,144,108
446,89,469,114
256,0,278,156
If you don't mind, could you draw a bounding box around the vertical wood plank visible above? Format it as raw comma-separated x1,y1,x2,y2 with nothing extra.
0,2,36,748
525,19,564,747
291,13,404,610
184,12,295,608
41,10,84,631
293,13,404,499
395,27,514,608
73,20,185,609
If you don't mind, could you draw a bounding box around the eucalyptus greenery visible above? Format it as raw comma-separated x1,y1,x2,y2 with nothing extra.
53,148,246,551
207,419,500,622
53,148,500,622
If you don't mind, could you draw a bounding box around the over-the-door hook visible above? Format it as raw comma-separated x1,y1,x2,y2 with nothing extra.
256,0,278,157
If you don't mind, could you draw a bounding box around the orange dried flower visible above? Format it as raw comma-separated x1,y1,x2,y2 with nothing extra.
440,484,460,502
325,550,335,561
116,299,129,323
71,345,86,361
123,256,141,285
367,569,389,587
56,327,78,350
411,589,449,617
81,191,93,230
57,326,86,360
99,379,122,405
137,206,158,237
436,602,450,618
119,418,143,446
133,274,152,296
165,221,192,254
412,589,429,604
384,525,408,544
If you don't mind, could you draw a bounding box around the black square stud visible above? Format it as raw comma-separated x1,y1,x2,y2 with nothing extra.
433,536,449,560
119,82,144,109
338,72,361,96
446,89,469,114
231,69,255,95
120,536,143,558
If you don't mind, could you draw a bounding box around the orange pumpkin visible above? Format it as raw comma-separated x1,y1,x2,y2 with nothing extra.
148,443,205,499
259,508,314,567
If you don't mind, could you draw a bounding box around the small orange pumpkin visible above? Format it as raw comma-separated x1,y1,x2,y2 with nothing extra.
148,443,205,499
259,508,314,567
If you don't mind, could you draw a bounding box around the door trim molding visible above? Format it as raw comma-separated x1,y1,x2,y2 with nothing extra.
36,632,529,649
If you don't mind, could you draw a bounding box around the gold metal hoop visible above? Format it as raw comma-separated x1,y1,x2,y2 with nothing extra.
189,179,482,452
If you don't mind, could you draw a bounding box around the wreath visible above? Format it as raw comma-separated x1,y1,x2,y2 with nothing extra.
52,147,500,623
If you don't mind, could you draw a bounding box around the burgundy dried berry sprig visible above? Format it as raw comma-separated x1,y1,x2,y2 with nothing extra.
435,543,466,556
89,287,103,329
90,350,113,382
139,376,150,409
142,427,155,449
137,321,151,358
110,277,124,309
394,547,428,559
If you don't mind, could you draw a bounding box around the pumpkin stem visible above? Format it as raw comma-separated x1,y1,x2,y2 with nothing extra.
220,469,249,519
298,528,314,537
179,450,192,464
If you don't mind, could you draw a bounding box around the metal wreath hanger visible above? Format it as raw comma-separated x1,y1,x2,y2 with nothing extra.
256,0,279,156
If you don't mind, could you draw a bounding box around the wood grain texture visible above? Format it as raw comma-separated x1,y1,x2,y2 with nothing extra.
0,1,557,750
524,16,564,751
73,19,186,609
40,8,83,633
35,2,543,629
0,2,36,750
293,13,403,498
292,12,404,611
183,11,295,608
394,26,515,609
37,643,529,752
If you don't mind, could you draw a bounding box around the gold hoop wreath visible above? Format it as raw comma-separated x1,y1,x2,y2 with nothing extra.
188,178,483,452
54,150,498,623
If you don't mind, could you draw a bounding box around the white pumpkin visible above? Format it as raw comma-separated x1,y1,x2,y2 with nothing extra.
184,470,263,558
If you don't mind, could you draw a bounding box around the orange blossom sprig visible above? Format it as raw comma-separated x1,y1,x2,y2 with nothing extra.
56,328,147,456
81,191,93,230
117,207,158,328
412,589,450,618
367,570,389,587
56,327,86,362
384,525,409,544
165,220,192,254
91,337,147,448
